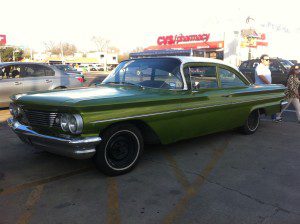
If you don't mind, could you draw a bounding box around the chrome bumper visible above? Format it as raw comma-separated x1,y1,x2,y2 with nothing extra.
280,100,289,110
7,118,101,159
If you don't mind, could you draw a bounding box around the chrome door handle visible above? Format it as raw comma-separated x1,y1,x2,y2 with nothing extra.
45,79,52,83
14,81,22,85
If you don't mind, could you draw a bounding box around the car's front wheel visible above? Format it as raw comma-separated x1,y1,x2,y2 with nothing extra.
94,124,144,176
241,110,260,134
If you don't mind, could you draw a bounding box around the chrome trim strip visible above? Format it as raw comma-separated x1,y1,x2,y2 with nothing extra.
74,149,96,154
92,96,281,124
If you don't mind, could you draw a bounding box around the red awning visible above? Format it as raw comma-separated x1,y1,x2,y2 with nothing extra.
145,41,224,51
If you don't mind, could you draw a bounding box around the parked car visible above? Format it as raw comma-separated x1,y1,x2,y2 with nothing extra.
7,57,286,176
239,58,294,85
0,62,83,108
289,60,298,65
88,64,98,71
76,64,89,72
52,64,86,83
95,64,105,71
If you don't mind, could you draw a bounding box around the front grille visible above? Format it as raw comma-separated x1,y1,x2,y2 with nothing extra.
24,110,61,128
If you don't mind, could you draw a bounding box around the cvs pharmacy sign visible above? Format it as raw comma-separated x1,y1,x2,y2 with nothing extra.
0,35,6,45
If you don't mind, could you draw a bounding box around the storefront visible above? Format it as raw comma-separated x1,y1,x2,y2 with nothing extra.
130,33,225,60
130,30,269,66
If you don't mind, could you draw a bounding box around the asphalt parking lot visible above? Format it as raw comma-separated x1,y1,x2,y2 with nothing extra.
0,109,299,224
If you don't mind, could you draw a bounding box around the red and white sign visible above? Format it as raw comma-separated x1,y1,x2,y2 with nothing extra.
0,34,6,45
145,33,224,51
145,41,224,51
157,33,210,46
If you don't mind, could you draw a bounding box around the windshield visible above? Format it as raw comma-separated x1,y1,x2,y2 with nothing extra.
280,60,293,70
102,58,183,89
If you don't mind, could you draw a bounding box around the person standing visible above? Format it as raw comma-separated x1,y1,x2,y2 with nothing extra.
276,65,300,123
255,54,271,85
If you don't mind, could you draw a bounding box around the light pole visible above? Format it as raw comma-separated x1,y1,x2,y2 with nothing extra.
13,49,19,61
247,34,258,60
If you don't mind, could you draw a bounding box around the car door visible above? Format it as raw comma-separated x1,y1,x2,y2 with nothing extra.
20,64,53,93
269,60,287,85
0,65,22,107
217,65,250,126
43,66,56,89
239,60,257,83
180,63,234,139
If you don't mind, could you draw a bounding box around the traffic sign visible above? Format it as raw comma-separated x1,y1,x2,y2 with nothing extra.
0,34,6,45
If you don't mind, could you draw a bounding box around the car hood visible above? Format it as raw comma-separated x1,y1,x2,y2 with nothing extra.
13,85,176,112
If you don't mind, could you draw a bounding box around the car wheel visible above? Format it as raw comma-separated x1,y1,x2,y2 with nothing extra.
241,110,260,134
94,124,144,176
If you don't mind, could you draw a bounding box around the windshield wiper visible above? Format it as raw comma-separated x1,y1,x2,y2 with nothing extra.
121,81,140,86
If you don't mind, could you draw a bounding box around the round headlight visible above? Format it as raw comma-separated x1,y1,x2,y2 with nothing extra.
68,114,83,134
9,103,21,118
68,115,77,133
60,114,70,132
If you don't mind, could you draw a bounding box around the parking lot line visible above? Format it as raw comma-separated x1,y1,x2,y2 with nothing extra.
16,185,44,224
106,177,121,224
0,167,93,196
163,151,190,191
162,139,229,224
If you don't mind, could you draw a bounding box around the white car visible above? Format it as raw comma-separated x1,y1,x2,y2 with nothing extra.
0,62,83,107
76,65,89,72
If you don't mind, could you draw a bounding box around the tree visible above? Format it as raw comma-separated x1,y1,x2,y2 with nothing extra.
61,43,77,56
131,47,144,53
0,47,24,62
118,52,129,62
107,46,120,54
91,36,110,52
44,41,77,56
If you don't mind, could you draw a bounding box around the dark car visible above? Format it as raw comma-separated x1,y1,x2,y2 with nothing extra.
53,64,86,83
289,60,297,65
239,58,294,85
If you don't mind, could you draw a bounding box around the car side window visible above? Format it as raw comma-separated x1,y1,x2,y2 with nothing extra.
219,68,246,88
44,67,55,76
269,61,281,72
189,66,218,90
20,65,40,78
20,65,53,78
0,66,21,79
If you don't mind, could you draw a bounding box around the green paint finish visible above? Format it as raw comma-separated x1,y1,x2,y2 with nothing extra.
13,57,286,145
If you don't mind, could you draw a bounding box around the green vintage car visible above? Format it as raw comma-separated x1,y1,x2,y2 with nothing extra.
7,57,287,176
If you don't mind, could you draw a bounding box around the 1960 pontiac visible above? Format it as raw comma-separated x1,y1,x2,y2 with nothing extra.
7,57,286,176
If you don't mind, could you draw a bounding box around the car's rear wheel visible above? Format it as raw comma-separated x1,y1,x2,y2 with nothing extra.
94,124,144,176
241,110,260,134
54,86,66,89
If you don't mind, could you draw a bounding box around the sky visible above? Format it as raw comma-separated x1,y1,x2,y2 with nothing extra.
1,0,299,53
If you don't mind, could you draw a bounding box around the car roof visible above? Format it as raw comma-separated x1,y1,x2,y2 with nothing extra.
0,62,49,67
129,56,239,70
